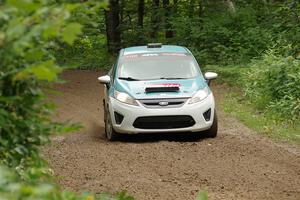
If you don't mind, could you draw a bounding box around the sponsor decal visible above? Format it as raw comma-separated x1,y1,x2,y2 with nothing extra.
145,83,181,93
124,54,138,59
141,53,159,57
124,53,188,59
161,53,186,57
146,83,181,88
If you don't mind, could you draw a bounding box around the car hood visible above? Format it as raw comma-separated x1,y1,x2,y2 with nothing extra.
115,77,207,99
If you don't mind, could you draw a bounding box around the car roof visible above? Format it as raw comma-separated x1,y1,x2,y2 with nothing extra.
122,45,191,56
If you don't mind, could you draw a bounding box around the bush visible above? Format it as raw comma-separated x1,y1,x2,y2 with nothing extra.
0,0,83,169
55,35,114,69
243,52,300,123
53,1,112,70
203,65,248,86
0,165,134,200
205,49,300,125
0,1,134,199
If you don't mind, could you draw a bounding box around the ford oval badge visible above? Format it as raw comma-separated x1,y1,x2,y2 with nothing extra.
159,101,169,106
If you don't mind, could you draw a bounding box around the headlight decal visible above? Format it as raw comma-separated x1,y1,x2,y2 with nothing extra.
188,87,210,104
114,90,139,106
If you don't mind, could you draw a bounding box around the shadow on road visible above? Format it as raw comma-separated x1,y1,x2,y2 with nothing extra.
88,120,209,143
110,131,208,143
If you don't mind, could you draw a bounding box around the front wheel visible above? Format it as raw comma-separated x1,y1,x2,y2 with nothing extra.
105,111,119,141
205,110,218,138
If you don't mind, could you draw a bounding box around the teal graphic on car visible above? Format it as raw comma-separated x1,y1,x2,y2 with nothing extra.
98,43,218,141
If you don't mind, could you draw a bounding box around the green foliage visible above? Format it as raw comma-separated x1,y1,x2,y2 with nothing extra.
58,0,300,68
220,88,300,143
204,65,248,86
0,1,134,199
208,54,300,141
55,35,114,69
53,0,111,69
170,2,299,65
1,165,210,200
243,51,300,123
0,165,134,200
205,48,300,140
196,190,208,200
62,23,83,45
0,0,83,169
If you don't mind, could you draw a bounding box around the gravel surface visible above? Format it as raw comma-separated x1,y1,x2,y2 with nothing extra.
45,70,300,200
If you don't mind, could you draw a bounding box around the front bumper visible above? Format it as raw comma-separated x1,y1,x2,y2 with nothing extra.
107,93,215,134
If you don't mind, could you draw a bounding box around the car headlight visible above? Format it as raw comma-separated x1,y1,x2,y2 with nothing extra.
114,90,139,106
188,87,210,104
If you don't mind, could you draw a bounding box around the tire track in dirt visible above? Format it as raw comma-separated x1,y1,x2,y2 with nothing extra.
45,70,300,200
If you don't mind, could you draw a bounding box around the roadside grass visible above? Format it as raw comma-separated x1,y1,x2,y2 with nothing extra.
217,86,300,144
206,64,300,144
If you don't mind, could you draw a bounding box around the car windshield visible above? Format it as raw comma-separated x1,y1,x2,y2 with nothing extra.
118,53,199,80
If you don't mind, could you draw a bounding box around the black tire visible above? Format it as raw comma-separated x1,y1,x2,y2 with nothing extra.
104,110,119,141
205,110,218,138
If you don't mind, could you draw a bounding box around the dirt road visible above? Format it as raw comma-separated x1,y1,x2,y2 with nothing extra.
45,70,300,200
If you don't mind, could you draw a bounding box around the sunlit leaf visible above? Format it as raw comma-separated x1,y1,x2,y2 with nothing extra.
62,22,82,45
42,24,60,40
29,61,62,81
15,60,62,82
33,184,54,195
24,49,45,62
7,0,41,12
5,17,26,41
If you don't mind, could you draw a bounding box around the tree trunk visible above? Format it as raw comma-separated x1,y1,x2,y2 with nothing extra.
225,0,236,13
120,0,124,23
105,0,121,53
163,0,173,38
198,0,204,18
189,0,195,17
150,0,160,39
137,0,144,28
173,0,178,13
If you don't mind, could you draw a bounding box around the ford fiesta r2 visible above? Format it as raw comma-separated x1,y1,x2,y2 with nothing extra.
98,44,218,141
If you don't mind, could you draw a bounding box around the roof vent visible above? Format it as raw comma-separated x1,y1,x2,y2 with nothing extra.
147,43,162,48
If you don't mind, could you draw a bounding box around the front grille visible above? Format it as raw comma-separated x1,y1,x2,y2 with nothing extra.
133,115,195,129
139,98,188,108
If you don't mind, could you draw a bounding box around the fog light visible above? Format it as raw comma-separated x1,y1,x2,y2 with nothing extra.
114,112,124,124
203,108,211,121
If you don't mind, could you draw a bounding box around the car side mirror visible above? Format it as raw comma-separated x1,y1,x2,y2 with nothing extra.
98,75,110,84
204,72,218,86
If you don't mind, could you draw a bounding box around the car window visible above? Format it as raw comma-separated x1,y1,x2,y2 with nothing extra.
118,53,199,80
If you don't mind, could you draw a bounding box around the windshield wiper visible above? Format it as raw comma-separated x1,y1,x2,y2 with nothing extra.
159,77,185,80
118,77,140,81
